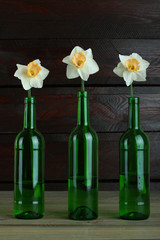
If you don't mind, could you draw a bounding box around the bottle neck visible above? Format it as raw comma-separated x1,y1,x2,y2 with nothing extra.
77,91,89,126
128,97,140,130
23,97,36,129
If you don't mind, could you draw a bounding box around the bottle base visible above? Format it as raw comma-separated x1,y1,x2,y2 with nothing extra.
15,211,43,219
120,211,149,220
69,206,97,220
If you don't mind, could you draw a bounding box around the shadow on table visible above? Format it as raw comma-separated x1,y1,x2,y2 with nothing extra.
100,210,119,219
46,211,68,219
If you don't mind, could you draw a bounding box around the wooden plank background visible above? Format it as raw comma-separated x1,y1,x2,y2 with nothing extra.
0,0,160,190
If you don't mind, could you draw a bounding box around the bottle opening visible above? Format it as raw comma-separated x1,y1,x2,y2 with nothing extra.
24,96,35,104
129,97,139,104
78,91,88,98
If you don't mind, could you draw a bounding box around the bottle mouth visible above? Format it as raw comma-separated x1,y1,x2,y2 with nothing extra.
78,91,88,98
129,97,139,104
24,96,35,103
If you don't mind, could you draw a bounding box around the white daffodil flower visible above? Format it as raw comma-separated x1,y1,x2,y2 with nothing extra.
62,46,99,81
14,59,49,90
113,53,149,86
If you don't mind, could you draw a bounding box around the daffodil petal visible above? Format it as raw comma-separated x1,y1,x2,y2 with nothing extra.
16,64,27,70
140,59,150,70
38,66,49,80
30,76,43,88
84,48,93,59
14,60,49,90
14,65,27,79
78,65,89,81
113,62,125,77
18,73,32,90
138,70,146,78
62,56,74,66
119,54,130,66
123,71,134,86
70,46,85,57
62,46,99,80
135,72,147,82
132,72,137,81
33,59,41,65
113,53,149,86
62,56,70,64
20,77,31,90
14,69,21,79
15,64,40,88
86,58,99,74
66,65,79,79
131,53,142,62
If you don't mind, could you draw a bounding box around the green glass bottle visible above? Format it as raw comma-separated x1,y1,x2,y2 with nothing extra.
14,96,45,219
119,97,150,220
68,91,98,220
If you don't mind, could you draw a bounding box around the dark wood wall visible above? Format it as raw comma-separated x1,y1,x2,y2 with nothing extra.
0,0,160,190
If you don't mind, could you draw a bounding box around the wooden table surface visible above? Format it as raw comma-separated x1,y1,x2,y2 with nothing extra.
0,191,160,240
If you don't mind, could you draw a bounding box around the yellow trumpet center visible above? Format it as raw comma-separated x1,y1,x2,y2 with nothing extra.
72,52,86,68
27,62,42,78
125,58,140,72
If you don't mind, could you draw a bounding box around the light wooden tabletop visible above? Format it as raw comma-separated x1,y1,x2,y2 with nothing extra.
0,191,159,240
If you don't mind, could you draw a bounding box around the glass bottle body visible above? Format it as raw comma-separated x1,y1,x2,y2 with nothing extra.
14,97,45,219
119,97,150,220
68,91,98,220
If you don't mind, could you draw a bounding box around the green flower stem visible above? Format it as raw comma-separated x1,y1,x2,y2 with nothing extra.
81,80,85,92
130,84,133,98
28,89,31,98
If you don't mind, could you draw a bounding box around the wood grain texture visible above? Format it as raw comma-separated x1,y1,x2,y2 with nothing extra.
0,132,160,183
0,191,159,239
0,0,160,191
0,39,159,86
0,87,159,133
0,0,160,39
